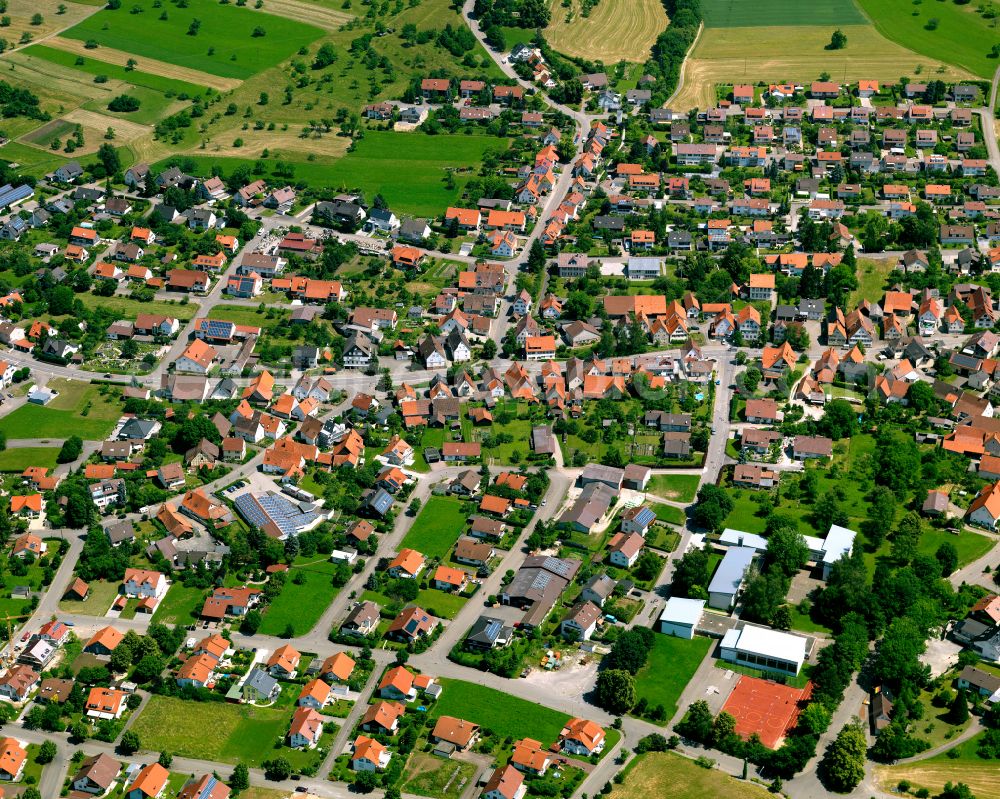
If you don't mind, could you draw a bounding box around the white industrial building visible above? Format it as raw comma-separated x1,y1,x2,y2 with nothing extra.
720,625,807,676
658,597,705,639
707,546,756,610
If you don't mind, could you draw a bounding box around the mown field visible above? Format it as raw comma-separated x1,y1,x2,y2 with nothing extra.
0,379,122,440
701,0,864,27
400,496,468,558
611,752,772,799
61,0,323,79
545,0,668,63
26,46,206,98
0,447,61,472
431,679,570,741
671,24,971,110
165,131,509,216
857,0,999,79
130,695,287,764
876,733,1000,799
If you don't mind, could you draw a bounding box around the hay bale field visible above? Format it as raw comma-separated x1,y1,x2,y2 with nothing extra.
545,0,668,63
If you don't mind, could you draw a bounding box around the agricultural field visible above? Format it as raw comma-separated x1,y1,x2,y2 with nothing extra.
672,24,971,110
875,733,1000,799
400,496,469,558
701,0,864,27
403,753,478,799
857,0,1000,79
0,0,101,51
60,0,323,79
611,752,772,799
129,695,288,764
430,679,570,742
545,0,669,63
0,378,123,440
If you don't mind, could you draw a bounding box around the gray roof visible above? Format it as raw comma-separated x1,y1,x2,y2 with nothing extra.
243,666,278,696
707,546,756,597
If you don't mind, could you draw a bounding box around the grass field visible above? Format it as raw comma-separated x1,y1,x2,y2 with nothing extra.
400,496,469,559
151,583,207,626
62,0,323,79
403,753,479,799
431,679,570,742
646,474,700,503
0,447,60,472
130,695,288,764
701,0,864,27
414,587,467,620
58,578,119,615
0,378,122,440
545,0,668,63
672,24,971,110
258,557,341,636
27,45,206,98
850,257,895,306
78,293,199,321
876,732,1000,799
633,634,712,721
611,752,772,799
857,0,998,79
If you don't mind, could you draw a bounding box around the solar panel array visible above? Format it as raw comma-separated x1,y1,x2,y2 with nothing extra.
0,184,32,209
235,492,320,537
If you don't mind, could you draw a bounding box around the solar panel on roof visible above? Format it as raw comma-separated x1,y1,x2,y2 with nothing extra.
484,620,502,639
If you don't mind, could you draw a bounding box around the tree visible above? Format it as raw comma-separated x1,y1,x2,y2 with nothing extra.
231,763,250,792
691,484,733,533
671,547,710,598
119,730,141,754
353,770,379,792
864,486,897,549
158,751,173,768
675,700,714,743
766,524,809,576
594,669,636,714
948,689,970,724
827,29,847,50
819,721,867,792
936,541,959,576
108,94,141,112
263,757,292,781
312,42,337,68
937,784,976,799
97,142,120,175
36,739,56,764
818,399,858,440
890,511,923,565
239,609,261,635
57,435,83,464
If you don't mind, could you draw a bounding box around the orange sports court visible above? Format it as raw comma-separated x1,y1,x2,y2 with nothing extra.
720,674,812,749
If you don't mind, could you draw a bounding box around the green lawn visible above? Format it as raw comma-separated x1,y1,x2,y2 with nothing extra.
58,578,120,616
151,583,207,626
258,557,341,636
168,131,510,216
414,588,467,620
0,141,72,176
400,496,469,559
26,45,207,96
78,293,199,321
0,379,123,440
62,0,324,79
431,679,570,743
648,503,687,527
633,635,712,721
702,0,864,26
403,753,479,799
129,695,288,765
209,305,290,330
646,474,700,504
850,257,895,307
0,447,60,471
856,0,998,78
611,752,772,799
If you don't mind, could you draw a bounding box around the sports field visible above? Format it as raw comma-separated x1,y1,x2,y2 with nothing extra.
702,0,864,27
857,0,998,79
545,0,669,63
671,24,971,110
61,0,323,79
720,675,807,749
611,752,771,799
